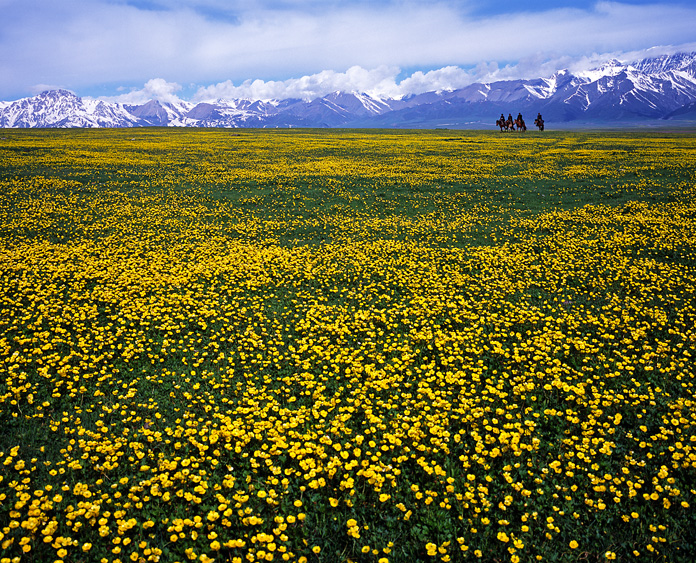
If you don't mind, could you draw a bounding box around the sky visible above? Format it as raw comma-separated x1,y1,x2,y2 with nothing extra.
1,0,695,102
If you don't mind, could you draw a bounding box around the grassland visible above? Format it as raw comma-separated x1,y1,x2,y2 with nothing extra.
1,128,695,563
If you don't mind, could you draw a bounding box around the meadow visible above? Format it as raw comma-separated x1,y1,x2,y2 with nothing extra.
1,128,695,563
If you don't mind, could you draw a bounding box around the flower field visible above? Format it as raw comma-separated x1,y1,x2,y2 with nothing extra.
1,128,696,563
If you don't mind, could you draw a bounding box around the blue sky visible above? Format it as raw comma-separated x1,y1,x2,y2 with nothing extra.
1,0,695,101
468,0,666,15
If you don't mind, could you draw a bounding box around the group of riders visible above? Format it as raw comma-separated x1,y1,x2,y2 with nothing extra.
496,112,544,132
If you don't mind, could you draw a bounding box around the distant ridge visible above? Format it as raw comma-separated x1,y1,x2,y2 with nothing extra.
2,52,696,128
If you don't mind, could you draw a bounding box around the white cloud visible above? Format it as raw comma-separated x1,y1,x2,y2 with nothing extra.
192,66,403,101
1,0,696,100
397,67,476,95
142,78,182,103
95,78,183,104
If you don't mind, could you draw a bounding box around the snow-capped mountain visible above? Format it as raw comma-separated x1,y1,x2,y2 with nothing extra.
0,90,142,128
2,52,696,128
367,52,696,127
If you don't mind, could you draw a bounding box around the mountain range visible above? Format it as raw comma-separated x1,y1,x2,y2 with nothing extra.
2,52,696,129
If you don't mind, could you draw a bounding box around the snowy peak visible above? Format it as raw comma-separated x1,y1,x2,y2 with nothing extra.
0,89,140,128
37,89,80,103
633,52,696,76
322,91,394,115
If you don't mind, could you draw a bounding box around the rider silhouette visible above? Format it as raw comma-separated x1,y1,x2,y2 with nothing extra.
517,113,523,121
507,113,513,123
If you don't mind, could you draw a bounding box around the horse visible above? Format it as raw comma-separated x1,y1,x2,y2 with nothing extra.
534,117,544,131
515,118,527,132
496,118,515,131
496,118,508,131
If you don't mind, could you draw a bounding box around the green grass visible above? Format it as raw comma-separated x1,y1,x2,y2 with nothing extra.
1,129,696,563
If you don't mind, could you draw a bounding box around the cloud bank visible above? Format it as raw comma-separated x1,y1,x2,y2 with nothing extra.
96,42,696,104
1,0,695,100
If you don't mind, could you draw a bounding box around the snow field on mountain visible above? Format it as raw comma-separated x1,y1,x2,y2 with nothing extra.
1,129,696,562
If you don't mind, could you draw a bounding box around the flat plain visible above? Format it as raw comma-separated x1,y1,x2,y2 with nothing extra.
1,128,696,563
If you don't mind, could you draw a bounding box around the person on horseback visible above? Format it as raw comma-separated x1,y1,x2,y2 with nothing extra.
534,112,544,131
496,113,506,131
515,112,526,132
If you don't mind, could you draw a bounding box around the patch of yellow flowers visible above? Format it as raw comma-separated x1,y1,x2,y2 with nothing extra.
1,129,695,562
